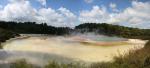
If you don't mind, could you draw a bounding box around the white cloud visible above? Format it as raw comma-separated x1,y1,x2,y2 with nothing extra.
113,1,150,28
37,7,77,27
79,1,150,29
0,0,149,28
79,6,111,23
8,0,26,3
109,3,119,12
0,0,37,22
0,0,77,27
84,0,93,3
109,3,116,8
37,0,46,6
37,8,62,26
58,7,77,27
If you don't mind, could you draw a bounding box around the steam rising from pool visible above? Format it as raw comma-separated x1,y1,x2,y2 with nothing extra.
0,34,147,66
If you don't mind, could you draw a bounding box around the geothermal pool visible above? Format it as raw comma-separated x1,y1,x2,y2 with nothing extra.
0,34,147,66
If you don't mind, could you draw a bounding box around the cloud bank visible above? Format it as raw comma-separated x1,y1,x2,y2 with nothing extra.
0,0,149,28
84,0,94,3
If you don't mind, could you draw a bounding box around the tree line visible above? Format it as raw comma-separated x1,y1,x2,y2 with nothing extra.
75,23,150,39
0,21,72,35
0,21,150,39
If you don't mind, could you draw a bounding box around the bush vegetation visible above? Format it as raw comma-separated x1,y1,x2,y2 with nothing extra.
0,21,72,35
75,23,150,39
0,28,19,48
10,59,33,68
90,41,150,68
1,21,150,37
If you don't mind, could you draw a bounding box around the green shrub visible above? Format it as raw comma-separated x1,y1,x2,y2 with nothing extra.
0,43,2,49
45,61,86,68
10,59,33,68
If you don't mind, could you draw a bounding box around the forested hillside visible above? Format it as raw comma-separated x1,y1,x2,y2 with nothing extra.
0,21,150,39
75,23,150,39
0,21,72,35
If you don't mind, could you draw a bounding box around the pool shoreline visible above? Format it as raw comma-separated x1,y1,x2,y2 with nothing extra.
0,35,148,66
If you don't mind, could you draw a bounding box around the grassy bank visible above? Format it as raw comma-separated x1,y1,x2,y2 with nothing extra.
90,40,150,68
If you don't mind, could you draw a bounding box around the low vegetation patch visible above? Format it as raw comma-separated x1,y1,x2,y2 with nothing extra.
10,59,33,68
91,40,150,68
0,28,19,49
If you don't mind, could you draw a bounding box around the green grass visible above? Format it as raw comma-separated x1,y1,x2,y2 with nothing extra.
10,59,33,68
45,61,87,68
0,43,2,49
10,60,87,68
91,49,150,68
